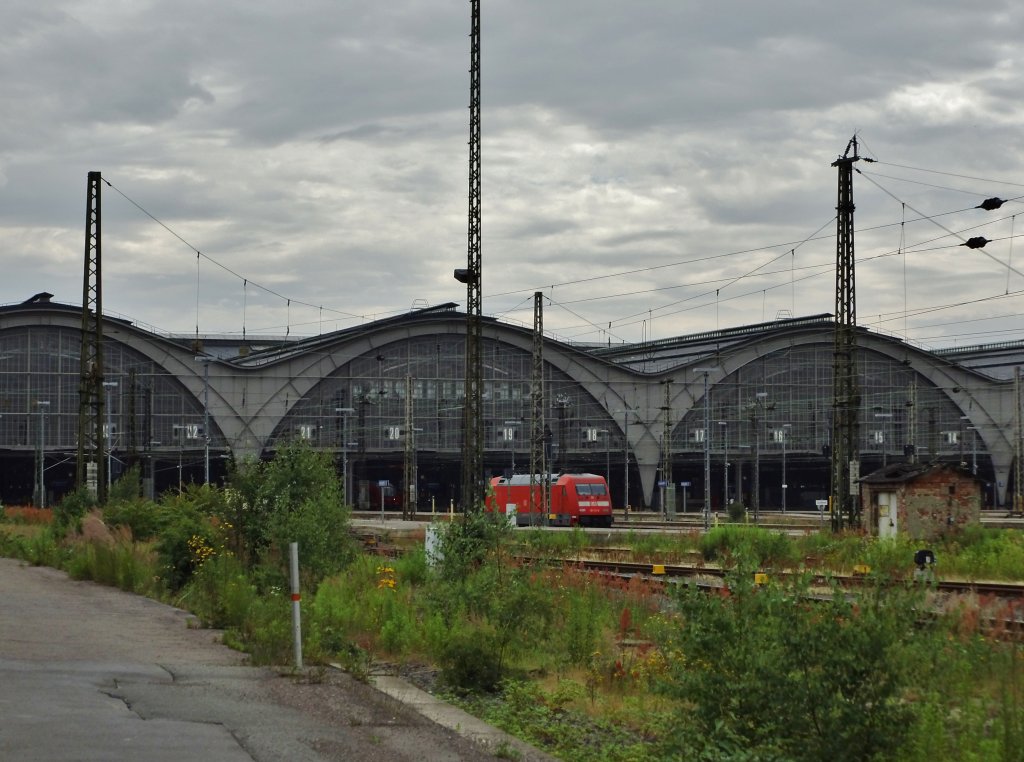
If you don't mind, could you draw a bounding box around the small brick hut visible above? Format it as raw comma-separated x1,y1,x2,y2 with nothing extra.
859,462,981,541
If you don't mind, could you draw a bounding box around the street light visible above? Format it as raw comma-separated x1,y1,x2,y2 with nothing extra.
781,423,792,513
405,426,424,517
737,444,752,512
874,412,892,467
336,407,355,506
146,440,161,501
195,356,211,485
102,381,118,491
718,421,729,511
751,392,769,523
35,401,50,508
598,429,611,498
615,409,640,515
172,424,185,491
694,368,718,531
503,419,521,473
959,415,970,467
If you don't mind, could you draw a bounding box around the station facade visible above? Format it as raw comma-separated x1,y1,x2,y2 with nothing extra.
1,298,1018,512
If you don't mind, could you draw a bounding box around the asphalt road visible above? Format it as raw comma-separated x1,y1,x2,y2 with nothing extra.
0,558,499,761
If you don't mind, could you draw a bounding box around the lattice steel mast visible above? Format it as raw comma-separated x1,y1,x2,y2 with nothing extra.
77,171,107,501
456,0,484,512
830,137,870,530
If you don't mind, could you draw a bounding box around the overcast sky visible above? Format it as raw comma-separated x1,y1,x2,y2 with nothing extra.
4,0,1024,350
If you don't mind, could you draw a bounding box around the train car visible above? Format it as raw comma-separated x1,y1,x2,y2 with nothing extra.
485,473,613,528
358,479,403,511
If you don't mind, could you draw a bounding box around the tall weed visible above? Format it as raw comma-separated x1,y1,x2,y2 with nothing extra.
65,539,160,595
177,553,256,629
699,525,798,568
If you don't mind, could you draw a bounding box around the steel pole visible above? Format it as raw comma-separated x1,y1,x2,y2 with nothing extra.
38,404,48,508
703,372,711,531
624,413,630,514
719,421,728,512
203,360,210,485
106,389,113,490
343,413,350,506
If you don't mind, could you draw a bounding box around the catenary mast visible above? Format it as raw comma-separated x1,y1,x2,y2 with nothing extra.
456,0,484,511
830,137,871,530
77,171,107,502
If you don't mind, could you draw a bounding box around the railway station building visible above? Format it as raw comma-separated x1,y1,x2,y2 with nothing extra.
1,295,1020,513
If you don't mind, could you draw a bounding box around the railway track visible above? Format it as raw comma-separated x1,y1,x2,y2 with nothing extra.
351,509,1024,533
347,520,1024,638
535,556,1024,597
531,556,1024,640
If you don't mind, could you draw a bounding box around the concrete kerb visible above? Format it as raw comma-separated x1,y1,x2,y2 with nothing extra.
329,664,557,761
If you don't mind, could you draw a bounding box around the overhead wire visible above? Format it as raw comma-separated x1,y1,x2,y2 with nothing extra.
544,215,838,333
857,170,1024,280
870,160,1024,190
103,177,368,323
491,192,1024,334
101,158,1024,347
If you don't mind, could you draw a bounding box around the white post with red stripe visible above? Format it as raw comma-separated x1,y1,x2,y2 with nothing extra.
289,542,302,669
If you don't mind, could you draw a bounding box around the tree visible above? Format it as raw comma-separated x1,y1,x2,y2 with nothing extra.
249,440,354,585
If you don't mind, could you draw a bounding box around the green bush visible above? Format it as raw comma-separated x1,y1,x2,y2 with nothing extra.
229,441,355,585
699,525,797,568
103,498,166,540
153,487,227,590
0,528,30,560
652,574,927,762
108,465,142,504
726,501,746,522
24,528,66,567
236,592,293,664
178,553,256,629
562,582,608,667
434,510,513,582
53,487,95,535
943,526,1024,580
439,628,503,694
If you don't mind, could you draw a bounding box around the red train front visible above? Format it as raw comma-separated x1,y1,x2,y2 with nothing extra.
485,473,613,528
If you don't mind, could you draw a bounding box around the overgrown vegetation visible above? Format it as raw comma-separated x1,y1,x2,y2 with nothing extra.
2,471,1023,760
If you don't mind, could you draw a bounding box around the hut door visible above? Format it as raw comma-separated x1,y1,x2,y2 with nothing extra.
877,492,897,539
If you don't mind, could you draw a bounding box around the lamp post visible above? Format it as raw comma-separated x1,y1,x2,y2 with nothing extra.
959,415,970,467
503,419,521,473
336,407,355,506
195,356,211,485
36,401,50,508
874,412,892,467
146,440,160,500
737,444,752,512
751,392,769,523
172,424,185,491
102,381,118,491
619,409,640,514
598,429,611,498
694,368,717,531
406,426,424,515
718,420,728,511
781,423,792,513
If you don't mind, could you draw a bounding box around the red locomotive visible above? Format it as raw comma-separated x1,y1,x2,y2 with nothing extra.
485,473,613,528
